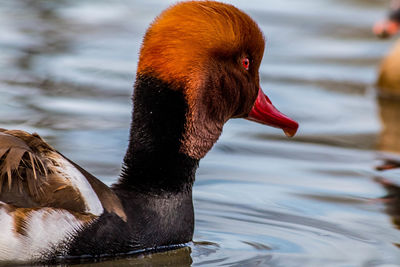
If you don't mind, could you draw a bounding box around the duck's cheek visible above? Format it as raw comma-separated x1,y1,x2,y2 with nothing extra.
245,88,299,137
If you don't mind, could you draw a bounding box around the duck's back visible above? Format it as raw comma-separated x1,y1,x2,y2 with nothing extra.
0,129,125,262
378,40,400,94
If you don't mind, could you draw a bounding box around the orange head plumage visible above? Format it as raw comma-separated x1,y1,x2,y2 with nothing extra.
136,1,298,159
138,1,265,93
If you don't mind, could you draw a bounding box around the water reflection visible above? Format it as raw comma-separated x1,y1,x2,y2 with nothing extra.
76,247,193,267
377,95,400,154
375,178,400,233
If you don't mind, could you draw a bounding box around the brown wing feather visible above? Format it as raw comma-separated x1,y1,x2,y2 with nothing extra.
0,130,47,194
0,129,87,212
0,129,126,221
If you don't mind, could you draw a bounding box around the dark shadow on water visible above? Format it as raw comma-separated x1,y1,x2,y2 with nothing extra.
375,177,400,233
62,246,193,267
48,241,220,267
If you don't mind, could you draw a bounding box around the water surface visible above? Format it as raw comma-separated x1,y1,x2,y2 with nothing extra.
1,0,400,266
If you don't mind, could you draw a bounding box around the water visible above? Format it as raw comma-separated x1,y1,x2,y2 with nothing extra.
1,0,400,266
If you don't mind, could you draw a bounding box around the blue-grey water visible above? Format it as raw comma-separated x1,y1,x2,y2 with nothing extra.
2,0,400,266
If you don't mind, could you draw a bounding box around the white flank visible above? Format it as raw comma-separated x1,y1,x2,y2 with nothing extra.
0,204,91,262
54,156,103,216
0,205,21,261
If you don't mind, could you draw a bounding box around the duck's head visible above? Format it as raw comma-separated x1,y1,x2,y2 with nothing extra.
374,0,400,38
136,1,298,159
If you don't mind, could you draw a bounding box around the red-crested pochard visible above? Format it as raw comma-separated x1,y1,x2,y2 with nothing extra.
0,1,298,263
374,0,400,93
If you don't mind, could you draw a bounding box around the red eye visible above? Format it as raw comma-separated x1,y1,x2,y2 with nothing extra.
242,58,250,70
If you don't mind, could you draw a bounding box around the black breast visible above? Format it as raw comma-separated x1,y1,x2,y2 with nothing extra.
64,189,194,259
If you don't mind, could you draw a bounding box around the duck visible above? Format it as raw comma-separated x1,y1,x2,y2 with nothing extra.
0,1,298,263
377,96,400,154
374,0,400,94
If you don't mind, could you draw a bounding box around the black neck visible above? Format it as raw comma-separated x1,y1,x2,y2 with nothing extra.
115,74,199,193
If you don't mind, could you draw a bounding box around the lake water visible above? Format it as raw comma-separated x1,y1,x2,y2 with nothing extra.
1,0,400,266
